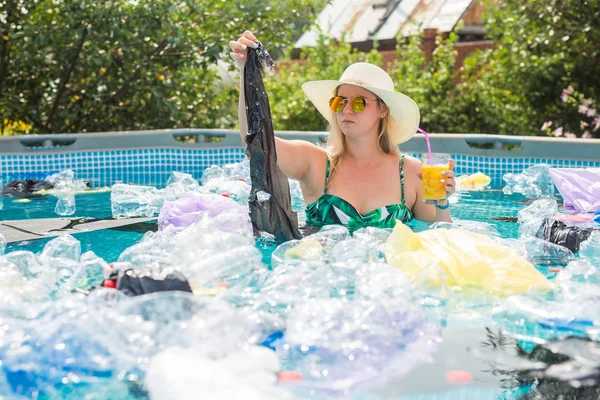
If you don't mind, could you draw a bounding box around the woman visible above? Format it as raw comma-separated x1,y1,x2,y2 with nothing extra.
230,31,455,231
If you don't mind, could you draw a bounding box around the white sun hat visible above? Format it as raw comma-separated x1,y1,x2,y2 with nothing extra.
302,62,420,144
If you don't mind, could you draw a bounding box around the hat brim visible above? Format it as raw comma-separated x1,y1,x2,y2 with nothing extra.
302,80,420,145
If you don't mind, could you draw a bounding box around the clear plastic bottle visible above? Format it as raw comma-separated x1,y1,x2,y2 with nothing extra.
579,230,600,262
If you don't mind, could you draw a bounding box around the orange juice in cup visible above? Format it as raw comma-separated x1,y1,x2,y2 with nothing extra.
421,154,450,204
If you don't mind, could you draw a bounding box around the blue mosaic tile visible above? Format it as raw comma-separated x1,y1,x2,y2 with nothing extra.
1,148,599,189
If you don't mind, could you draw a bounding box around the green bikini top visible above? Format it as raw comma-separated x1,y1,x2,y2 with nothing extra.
305,155,414,232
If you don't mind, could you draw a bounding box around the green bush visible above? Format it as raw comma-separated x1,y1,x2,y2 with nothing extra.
0,0,324,134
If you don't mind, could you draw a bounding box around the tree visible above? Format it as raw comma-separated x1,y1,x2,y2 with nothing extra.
0,0,325,134
475,0,600,137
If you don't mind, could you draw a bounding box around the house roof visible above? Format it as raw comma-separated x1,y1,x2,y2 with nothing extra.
294,0,475,48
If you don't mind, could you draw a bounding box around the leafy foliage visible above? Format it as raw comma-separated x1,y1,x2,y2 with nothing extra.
0,0,324,134
476,0,600,137
2,0,598,138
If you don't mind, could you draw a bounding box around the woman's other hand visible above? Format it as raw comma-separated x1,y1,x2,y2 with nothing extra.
229,30,259,68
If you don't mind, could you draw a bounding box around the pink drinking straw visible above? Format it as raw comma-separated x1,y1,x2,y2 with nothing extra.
417,127,433,165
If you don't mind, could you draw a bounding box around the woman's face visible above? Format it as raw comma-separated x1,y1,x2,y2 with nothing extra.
334,85,387,140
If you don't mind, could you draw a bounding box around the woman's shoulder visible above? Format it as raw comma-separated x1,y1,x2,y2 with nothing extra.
401,154,423,171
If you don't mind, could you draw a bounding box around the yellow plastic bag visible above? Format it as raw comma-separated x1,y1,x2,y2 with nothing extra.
456,172,491,191
385,223,554,297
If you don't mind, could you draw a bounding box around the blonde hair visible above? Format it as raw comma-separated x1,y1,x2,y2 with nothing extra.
326,92,399,171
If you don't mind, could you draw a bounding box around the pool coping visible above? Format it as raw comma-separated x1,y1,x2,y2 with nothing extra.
1,129,599,161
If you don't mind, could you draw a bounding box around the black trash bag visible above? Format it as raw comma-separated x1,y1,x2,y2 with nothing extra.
103,269,192,296
2,179,54,199
519,336,600,400
539,217,595,253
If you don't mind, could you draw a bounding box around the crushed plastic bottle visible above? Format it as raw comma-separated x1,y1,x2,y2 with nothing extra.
579,230,600,262
53,181,76,216
500,236,575,266
431,220,501,238
503,164,556,198
163,172,201,200
40,235,81,261
0,233,6,255
517,198,558,237
278,297,435,395
111,183,163,218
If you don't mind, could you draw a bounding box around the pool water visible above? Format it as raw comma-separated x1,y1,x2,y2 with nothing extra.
1,183,592,400
2,189,526,263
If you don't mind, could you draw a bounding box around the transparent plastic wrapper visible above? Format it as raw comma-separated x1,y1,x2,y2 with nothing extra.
271,239,326,268
252,261,343,318
67,251,109,289
579,230,600,261
430,220,501,238
185,244,263,289
0,292,260,398
386,223,553,297
499,236,575,266
0,293,120,398
111,183,163,218
288,179,306,212
330,238,381,263
201,159,251,184
250,259,416,325
41,235,81,261
118,212,258,290
146,346,291,400
309,224,350,243
555,260,600,301
493,260,600,341
549,168,600,213
200,164,252,203
112,172,203,218
46,169,88,191
0,232,6,255
270,225,353,268
0,179,3,210
0,258,54,307
201,165,230,184
503,164,555,198
117,231,179,269
493,293,600,342
162,171,201,200
158,192,249,233
113,293,259,361
277,297,435,395
517,198,558,237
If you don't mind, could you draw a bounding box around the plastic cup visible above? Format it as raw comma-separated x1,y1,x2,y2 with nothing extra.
421,153,450,204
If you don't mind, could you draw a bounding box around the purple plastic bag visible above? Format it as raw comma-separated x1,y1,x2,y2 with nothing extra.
549,168,600,213
158,192,248,233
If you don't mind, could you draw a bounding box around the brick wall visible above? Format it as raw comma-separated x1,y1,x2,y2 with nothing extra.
380,29,494,72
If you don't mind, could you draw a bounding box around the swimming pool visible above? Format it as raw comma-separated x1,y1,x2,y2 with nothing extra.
1,145,599,399
3,189,523,262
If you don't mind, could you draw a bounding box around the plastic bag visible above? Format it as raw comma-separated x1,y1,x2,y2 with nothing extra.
385,223,554,297
456,172,491,191
549,168,600,213
158,192,248,233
